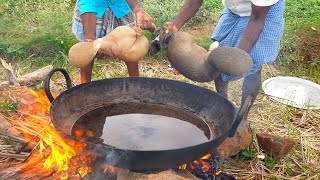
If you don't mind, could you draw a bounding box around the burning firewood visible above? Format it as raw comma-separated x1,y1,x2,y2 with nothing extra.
0,152,28,160
0,77,235,179
0,88,102,179
0,114,26,144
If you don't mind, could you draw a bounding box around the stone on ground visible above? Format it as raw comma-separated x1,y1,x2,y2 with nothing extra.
256,133,295,159
215,120,253,159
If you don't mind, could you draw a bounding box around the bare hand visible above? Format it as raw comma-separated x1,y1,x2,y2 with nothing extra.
135,10,156,32
161,22,179,33
84,39,110,59
158,22,178,48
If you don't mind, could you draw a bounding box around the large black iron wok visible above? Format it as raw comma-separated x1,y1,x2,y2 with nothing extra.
44,68,251,170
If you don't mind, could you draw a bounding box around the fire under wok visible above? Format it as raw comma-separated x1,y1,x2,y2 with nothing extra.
44,68,251,170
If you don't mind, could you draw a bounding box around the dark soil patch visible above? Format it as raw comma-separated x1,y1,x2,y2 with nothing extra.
292,24,320,68
183,23,215,39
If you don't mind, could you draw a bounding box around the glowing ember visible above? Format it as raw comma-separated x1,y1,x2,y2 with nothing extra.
178,164,187,170
14,89,115,178
179,153,211,171
78,167,92,177
201,153,212,160
179,153,222,178
104,165,117,174
60,174,68,180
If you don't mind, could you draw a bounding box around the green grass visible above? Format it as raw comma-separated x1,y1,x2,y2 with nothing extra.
1,0,319,83
284,0,320,31
143,0,222,27
234,146,254,162
0,0,76,72
0,98,18,116
278,0,320,83
0,0,222,81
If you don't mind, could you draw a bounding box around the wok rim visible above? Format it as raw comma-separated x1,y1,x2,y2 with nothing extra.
46,76,243,169
49,77,238,151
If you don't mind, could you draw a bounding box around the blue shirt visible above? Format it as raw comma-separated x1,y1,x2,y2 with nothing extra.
79,0,131,19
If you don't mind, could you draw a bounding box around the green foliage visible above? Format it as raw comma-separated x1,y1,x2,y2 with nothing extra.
0,98,18,115
0,0,76,68
142,0,182,26
195,37,214,50
284,0,320,32
278,23,320,83
0,0,319,83
196,0,223,23
0,1,319,177
264,153,276,170
234,146,254,162
233,148,277,171
0,0,14,15
142,0,222,27
278,0,320,83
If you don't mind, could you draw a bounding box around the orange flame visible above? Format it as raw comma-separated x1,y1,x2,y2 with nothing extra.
15,89,94,178
201,153,211,160
178,164,187,170
178,153,211,172
103,165,117,174
60,174,68,180
78,167,92,177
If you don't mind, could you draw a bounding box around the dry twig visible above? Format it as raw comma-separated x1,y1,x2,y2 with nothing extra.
0,58,19,85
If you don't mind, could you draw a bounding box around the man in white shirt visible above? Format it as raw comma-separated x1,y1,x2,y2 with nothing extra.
163,0,284,157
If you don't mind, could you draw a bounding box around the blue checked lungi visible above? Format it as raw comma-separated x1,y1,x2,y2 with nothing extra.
212,0,285,82
72,1,136,42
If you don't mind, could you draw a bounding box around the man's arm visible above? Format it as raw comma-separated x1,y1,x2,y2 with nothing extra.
78,0,97,41
126,0,143,13
126,0,156,31
81,13,96,41
172,0,203,31
237,3,270,52
163,0,203,32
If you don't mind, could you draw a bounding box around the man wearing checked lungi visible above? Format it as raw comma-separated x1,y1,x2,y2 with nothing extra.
72,0,156,83
163,0,284,157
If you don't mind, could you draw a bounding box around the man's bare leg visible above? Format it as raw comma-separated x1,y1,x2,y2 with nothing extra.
241,68,262,120
214,72,256,158
80,61,94,83
125,62,139,77
80,12,96,83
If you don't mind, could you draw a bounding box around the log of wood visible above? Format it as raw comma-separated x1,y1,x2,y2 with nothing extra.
0,156,72,180
0,156,49,180
0,114,24,140
0,152,28,159
1,58,19,85
0,134,24,148
0,64,53,87
0,114,26,151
